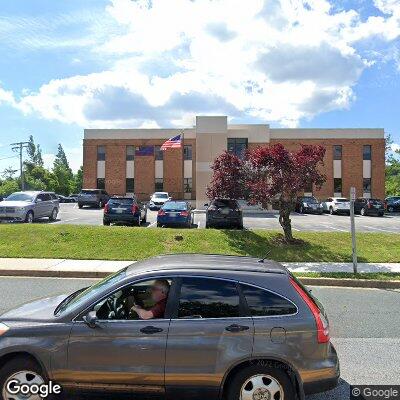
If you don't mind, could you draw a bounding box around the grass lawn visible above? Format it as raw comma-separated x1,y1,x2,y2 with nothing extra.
0,224,400,263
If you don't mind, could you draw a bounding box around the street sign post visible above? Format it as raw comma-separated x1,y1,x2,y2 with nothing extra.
350,187,357,273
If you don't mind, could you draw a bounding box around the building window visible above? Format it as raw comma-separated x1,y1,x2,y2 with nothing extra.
227,138,248,159
97,146,106,161
304,181,313,193
184,178,192,193
126,146,135,161
333,145,342,160
126,178,134,193
334,178,342,193
155,178,163,191
363,145,371,160
97,178,105,190
363,178,371,193
184,145,192,160
155,145,163,161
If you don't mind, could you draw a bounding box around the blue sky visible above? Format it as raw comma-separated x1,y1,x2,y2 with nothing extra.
0,0,399,173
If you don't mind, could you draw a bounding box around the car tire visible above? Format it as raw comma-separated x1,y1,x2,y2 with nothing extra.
103,220,110,226
388,206,394,213
299,206,304,214
49,208,58,221
25,211,34,223
379,212,384,217
157,222,161,227
78,203,83,209
226,364,295,400
142,212,147,224
360,207,366,216
329,207,334,215
98,201,103,209
0,356,47,400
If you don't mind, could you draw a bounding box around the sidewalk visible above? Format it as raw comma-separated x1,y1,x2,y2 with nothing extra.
0,257,399,278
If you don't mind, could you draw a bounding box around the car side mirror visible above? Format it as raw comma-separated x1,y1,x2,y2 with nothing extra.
83,311,98,328
36,198,42,203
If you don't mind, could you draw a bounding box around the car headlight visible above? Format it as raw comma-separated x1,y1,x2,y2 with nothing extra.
303,202,308,207
0,322,9,336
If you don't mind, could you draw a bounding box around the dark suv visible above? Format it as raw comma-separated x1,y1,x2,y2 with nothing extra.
78,189,110,209
295,196,323,214
0,254,339,400
354,198,385,216
103,196,147,226
205,199,243,229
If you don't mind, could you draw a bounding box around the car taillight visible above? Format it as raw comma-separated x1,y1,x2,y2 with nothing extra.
131,204,139,214
290,277,330,343
104,204,109,214
180,211,189,217
158,209,166,216
367,201,372,208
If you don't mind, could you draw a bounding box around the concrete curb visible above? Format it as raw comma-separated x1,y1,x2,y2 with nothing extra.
298,277,400,289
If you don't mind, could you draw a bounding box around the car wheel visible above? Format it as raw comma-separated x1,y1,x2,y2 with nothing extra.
360,207,366,216
388,206,394,213
49,208,58,221
226,364,295,400
78,203,83,209
103,220,110,226
98,201,103,209
329,206,334,215
0,356,46,400
157,222,161,227
299,206,304,214
142,212,147,224
379,212,384,217
25,211,34,223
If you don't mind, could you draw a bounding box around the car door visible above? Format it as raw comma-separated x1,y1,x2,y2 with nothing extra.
42,193,53,216
66,278,175,392
34,193,47,217
165,276,254,399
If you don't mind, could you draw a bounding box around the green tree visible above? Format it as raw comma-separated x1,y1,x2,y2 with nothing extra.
52,144,74,195
1,166,18,180
386,149,400,196
0,180,19,197
27,135,44,167
71,166,83,193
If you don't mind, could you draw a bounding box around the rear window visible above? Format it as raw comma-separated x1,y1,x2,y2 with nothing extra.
241,284,297,316
301,197,318,203
212,199,238,208
81,190,98,195
162,202,187,211
369,199,382,204
335,198,348,203
109,198,135,205
154,193,168,199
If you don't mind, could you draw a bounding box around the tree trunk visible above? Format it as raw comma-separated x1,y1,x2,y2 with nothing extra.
279,203,293,242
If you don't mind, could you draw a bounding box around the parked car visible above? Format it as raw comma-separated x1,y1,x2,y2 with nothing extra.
103,196,147,226
69,194,79,202
205,198,243,229
78,189,110,209
57,194,75,203
0,191,59,223
385,196,400,213
157,201,192,227
295,196,323,214
148,192,171,210
0,254,339,400
354,198,385,216
322,197,350,215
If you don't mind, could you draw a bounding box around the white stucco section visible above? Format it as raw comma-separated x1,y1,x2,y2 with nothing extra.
97,161,105,179
196,116,227,134
184,160,192,178
333,160,342,178
155,160,163,179
228,124,270,143
363,192,371,199
363,160,371,179
196,162,212,172
126,160,134,179
270,128,384,140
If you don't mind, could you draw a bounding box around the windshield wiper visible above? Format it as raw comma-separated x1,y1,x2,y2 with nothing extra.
54,287,88,316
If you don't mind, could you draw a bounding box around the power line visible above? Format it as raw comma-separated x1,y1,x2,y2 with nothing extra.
0,155,19,161
11,141,29,190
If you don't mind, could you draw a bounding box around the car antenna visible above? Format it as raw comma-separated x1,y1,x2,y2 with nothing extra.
258,251,271,263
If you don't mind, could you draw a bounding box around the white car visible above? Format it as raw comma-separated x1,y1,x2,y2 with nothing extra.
322,197,350,215
149,192,171,210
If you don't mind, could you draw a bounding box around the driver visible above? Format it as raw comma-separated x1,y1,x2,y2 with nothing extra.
131,279,170,320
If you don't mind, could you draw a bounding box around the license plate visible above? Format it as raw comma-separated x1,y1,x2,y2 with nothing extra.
220,208,230,215
168,212,178,217
374,205,381,209
116,209,123,214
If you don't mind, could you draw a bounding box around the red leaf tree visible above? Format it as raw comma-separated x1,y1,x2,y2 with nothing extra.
206,144,326,242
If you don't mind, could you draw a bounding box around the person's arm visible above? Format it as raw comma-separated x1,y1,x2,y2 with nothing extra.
131,305,154,320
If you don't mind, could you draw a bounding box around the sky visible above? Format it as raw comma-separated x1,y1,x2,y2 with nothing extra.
0,0,400,173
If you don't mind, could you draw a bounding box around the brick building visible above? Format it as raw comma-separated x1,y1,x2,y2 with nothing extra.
83,116,385,208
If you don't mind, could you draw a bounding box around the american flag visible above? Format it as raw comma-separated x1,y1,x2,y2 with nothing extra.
160,134,182,150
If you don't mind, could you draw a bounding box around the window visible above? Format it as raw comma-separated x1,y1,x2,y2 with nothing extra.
178,278,240,319
126,146,135,161
227,138,248,159
304,181,313,193
155,145,163,161
97,145,106,161
334,178,342,193
97,178,105,190
363,178,371,193
184,178,192,193
92,279,172,321
333,145,342,160
126,178,134,193
241,284,297,316
363,145,371,160
184,145,192,160
155,178,163,191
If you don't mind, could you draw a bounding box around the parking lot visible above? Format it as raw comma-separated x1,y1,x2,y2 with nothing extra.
50,203,400,232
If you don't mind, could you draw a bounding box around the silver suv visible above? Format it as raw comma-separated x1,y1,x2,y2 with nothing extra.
0,191,59,223
0,254,339,399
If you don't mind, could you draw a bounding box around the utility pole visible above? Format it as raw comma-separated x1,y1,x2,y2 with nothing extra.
350,186,358,274
10,141,29,191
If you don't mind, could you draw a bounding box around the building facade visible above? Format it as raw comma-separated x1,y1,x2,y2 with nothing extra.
83,116,385,208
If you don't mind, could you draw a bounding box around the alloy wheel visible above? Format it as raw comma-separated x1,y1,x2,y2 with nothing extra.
240,374,284,400
2,370,45,400
26,213,33,223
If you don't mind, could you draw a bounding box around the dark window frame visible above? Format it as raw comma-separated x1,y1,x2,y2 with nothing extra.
126,145,135,161
333,145,342,160
155,178,163,192
184,178,192,193
334,178,342,193
184,145,192,161
97,145,106,161
227,138,248,159
96,178,105,190
363,178,371,193
126,178,134,193
363,145,372,161
155,145,163,161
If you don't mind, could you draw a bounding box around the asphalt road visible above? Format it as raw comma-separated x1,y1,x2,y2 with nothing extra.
0,277,399,400
45,203,400,233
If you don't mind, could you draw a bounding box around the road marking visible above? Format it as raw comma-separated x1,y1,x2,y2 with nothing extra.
324,225,348,232
361,226,398,233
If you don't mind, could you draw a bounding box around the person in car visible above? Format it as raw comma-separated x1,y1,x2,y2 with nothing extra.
131,279,170,320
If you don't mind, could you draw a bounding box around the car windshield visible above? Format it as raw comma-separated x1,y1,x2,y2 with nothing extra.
213,199,238,208
154,193,168,199
81,190,97,195
163,201,187,211
109,198,134,205
302,197,318,203
335,198,349,203
55,268,128,316
5,193,34,202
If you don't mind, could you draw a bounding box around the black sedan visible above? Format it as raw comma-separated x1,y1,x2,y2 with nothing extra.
103,196,147,226
385,196,400,213
295,196,323,214
205,199,243,229
354,198,385,216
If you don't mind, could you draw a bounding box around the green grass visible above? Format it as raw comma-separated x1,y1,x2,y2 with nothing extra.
294,272,400,281
0,224,400,263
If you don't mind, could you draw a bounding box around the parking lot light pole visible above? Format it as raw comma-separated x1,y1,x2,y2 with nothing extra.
350,186,358,274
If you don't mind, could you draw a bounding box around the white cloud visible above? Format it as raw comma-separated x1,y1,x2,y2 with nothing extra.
1,0,400,128
391,143,400,152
